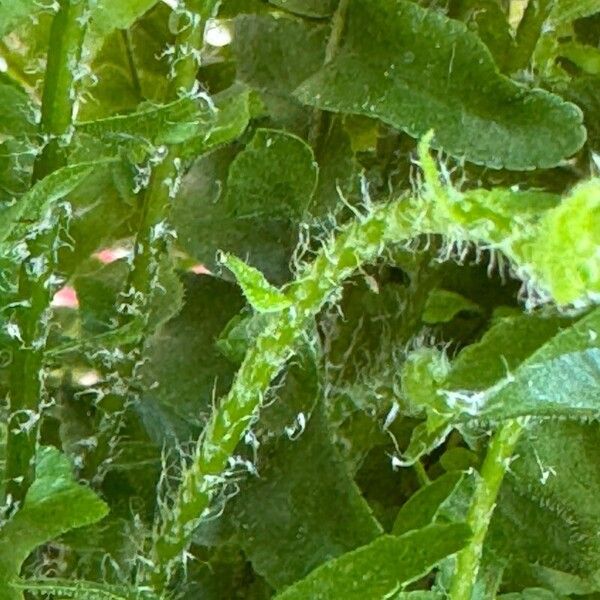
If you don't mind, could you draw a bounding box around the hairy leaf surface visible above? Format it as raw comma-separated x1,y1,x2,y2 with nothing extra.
295,0,586,169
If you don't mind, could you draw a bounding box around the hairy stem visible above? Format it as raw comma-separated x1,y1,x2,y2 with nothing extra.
83,0,221,482
147,140,551,591
149,199,418,589
5,0,87,506
448,420,523,600
129,0,220,318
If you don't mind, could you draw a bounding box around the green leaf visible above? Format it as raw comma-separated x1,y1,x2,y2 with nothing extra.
220,252,291,313
90,0,158,36
0,447,108,600
225,128,317,219
525,565,600,595
139,273,245,443
11,578,158,600
268,0,337,17
422,289,481,324
179,85,252,159
392,471,464,536
440,447,480,472
173,129,318,284
499,589,567,600
211,400,383,590
56,162,137,277
294,0,586,169
232,13,328,134
443,308,600,422
76,97,208,146
551,0,600,24
400,420,454,467
77,30,143,120
0,0,44,38
400,309,596,462
74,255,183,335
310,118,359,218
443,312,570,392
510,0,554,72
0,79,37,138
489,419,600,583
274,523,471,599
557,42,600,75
391,594,445,600
448,0,515,72
0,162,101,246
79,3,175,120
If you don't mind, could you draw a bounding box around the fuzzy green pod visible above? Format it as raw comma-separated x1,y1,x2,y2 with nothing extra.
530,179,600,305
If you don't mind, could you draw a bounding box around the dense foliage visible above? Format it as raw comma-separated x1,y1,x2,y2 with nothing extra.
0,0,599,598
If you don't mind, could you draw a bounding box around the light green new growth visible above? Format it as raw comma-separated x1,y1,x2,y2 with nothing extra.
220,252,292,313
148,135,600,591
418,134,600,307
531,179,600,304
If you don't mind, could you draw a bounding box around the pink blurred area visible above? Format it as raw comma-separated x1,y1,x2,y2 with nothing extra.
52,286,79,309
190,263,211,275
50,247,210,311
94,246,130,264
94,246,210,275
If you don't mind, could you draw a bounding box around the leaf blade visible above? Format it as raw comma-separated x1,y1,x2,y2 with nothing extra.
294,0,586,169
275,524,471,600
0,448,108,599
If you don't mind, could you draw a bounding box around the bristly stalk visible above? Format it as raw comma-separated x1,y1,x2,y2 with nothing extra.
448,420,523,600
148,195,412,590
6,0,88,506
82,1,221,483
127,0,221,299
146,135,565,591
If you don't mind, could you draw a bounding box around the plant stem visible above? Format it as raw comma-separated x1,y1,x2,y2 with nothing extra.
448,419,523,600
146,137,547,592
128,0,221,311
82,0,221,482
6,0,88,506
121,29,142,99
149,199,417,589
147,159,543,590
414,460,431,487
308,0,350,148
